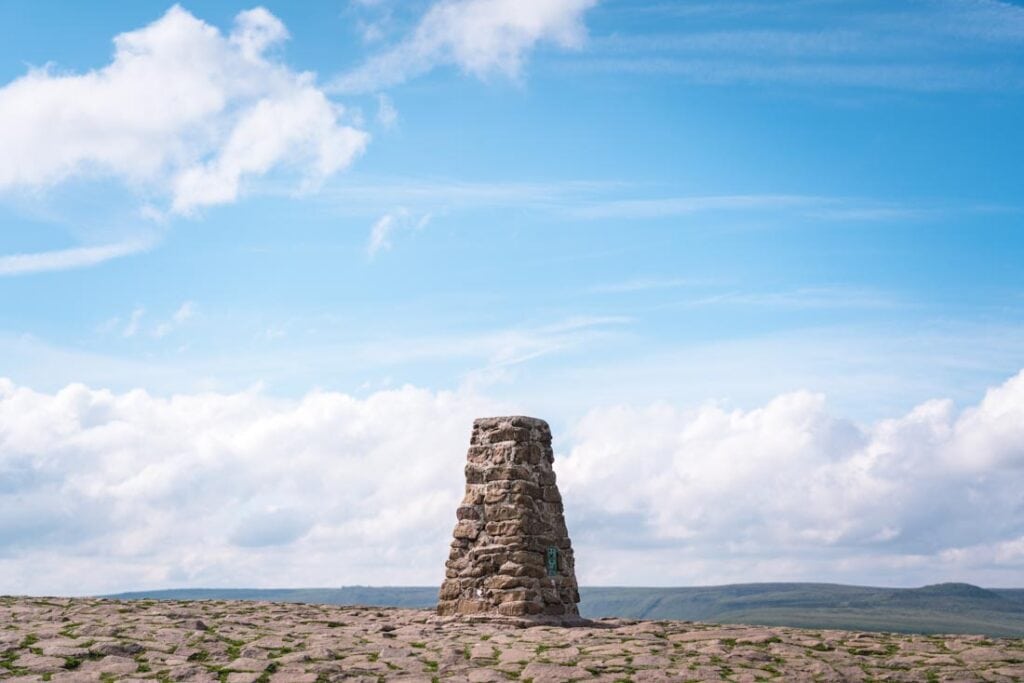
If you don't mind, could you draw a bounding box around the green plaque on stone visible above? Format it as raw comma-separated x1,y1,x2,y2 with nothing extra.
546,546,558,576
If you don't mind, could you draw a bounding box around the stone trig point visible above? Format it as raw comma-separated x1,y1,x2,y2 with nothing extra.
438,416,581,623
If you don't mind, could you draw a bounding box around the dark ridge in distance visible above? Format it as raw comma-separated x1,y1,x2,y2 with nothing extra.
101,582,1024,637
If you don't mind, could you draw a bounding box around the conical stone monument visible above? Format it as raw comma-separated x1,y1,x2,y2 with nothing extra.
437,416,581,623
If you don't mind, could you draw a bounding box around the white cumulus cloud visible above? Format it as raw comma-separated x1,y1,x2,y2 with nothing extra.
333,0,598,93
0,379,503,595
0,5,369,214
562,371,1024,587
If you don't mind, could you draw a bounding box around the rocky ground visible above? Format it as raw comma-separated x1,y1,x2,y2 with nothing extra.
2,597,1023,682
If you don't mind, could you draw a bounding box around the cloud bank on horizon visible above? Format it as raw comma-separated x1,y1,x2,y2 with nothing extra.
1,370,1023,595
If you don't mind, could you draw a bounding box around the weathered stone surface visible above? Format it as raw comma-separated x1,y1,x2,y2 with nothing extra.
79,655,138,675
437,416,581,622
2,595,1024,681
90,641,144,657
520,661,591,682
7,653,65,672
225,674,260,683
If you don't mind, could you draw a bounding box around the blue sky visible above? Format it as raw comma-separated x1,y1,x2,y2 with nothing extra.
2,0,1024,594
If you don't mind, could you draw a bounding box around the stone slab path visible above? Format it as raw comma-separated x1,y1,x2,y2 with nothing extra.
2,597,1023,682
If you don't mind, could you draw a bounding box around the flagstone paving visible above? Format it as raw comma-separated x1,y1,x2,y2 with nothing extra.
2,597,1023,681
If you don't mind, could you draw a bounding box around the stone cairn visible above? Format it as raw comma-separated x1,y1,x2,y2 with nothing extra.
437,416,581,623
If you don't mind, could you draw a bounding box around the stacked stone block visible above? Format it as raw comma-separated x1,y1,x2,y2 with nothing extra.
437,416,581,621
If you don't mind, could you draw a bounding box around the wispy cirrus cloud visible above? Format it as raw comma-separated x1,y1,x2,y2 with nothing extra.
678,286,900,311
0,309,633,400
320,177,964,224
366,208,432,258
589,277,716,294
569,0,1024,92
574,59,1022,92
96,301,197,339
567,194,970,222
376,94,399,128
569,194,818,220
332,0,599,93
0,240,152,277
122,307,145,338
321,176,621,215
153,302,197,339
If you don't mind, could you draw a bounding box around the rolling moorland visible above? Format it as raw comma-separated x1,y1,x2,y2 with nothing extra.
104,583,1024,638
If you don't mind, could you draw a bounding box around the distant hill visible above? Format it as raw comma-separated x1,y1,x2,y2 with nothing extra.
578,583,1024,637
104,582,1024,637
995,588,1024,605
105,586,439,608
